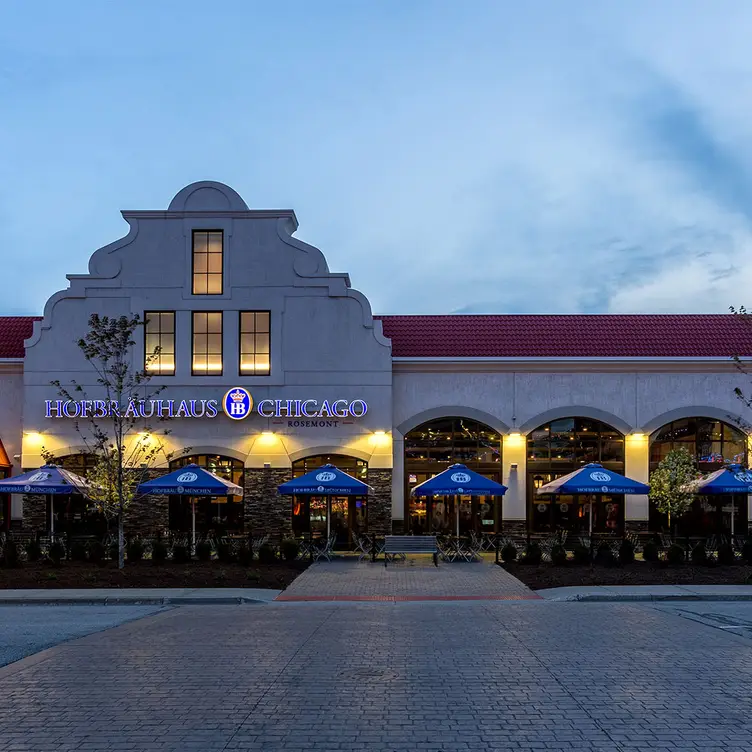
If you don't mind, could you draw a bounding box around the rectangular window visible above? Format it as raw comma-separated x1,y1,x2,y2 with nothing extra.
192,230,223,295
192,312,223,375
144,312,175,375
239,311,271,375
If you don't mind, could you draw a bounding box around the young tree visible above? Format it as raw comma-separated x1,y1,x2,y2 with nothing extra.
648,447,700,533
43,313,178,568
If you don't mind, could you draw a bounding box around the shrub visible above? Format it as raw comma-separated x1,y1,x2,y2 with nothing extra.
172,544,190,563
595,542,617,567
521,542,542,566
2,539,20,568
70,542,88,562
257,543,277,564
151,540,168,563
717,542,736,567
742,538,752,565
280,539,300,562
691,542,708,566
550,544,568,566
25,540,42,563
88,541,106,564
500,543,517,563
126,539,145,563
108,543,119,562
666,543,685,565
572,543,591,566
237,544,253,566
48,540,65,566
642,540,660,563
618,539,635,566
195,541,212,562
216,542,235,563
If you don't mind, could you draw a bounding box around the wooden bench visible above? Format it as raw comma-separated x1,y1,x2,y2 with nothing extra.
383,535,438,567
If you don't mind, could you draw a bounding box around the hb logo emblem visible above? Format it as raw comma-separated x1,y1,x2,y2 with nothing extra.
222,387,253,420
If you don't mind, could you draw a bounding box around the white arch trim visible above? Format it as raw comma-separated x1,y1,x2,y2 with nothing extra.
168,446,249,465
641,407,749,436
287,445,373,464
519,407,632,436
397,407,510,436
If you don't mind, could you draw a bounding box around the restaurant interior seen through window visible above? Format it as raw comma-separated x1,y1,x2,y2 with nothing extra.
52,453,106,536
527,418,625,535
192,230,223,295
649,417,749,535
404,417,502,535
144,311,175,375
168,454,244,535
291,454,368,547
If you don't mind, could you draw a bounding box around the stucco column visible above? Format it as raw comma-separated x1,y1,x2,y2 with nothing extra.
625,433,649,523
391,431,404,526
502,434,526,524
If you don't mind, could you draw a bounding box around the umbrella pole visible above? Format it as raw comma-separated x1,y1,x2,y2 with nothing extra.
589,500,593,535
191,499,196,556
49,494,54,537
732,496,735,537
327,496,331,539
456,496,460,537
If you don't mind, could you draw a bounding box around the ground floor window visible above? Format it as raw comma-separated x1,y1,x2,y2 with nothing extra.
291,454,368,546
168,454,245,535
529,490,624,535
649,495,747,536
407,486,498,535
48,495,109,537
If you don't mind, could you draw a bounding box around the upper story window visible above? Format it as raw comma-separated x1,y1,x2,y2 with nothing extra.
239,311,271,375
192,230,223,295
192,312,223,375
144,312,176,375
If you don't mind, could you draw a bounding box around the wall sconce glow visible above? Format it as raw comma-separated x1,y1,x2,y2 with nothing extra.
628,432,646,440
369,430,390,446
24,432,43,445
257,431,277,446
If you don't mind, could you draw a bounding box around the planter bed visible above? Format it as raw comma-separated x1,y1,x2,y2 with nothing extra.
0,561,308,589
502,560,752,591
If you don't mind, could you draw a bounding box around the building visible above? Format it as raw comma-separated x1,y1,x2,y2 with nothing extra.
1,180,751,541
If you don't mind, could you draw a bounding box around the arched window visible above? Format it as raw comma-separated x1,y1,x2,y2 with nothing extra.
649,417,748,534
168,454,245,534
47,453,103,536
404,418,502,535
291,454,368,545
527,417,625,534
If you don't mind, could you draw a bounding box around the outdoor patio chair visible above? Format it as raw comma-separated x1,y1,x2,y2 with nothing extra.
250,534,269,556
353,533,371,562
312,533,336,562
437,536,457,562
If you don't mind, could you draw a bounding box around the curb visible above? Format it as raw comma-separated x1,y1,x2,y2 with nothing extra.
557,594,752,602
0,596,270,606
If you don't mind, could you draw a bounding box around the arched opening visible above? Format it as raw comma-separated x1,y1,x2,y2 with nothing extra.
404,417,502,535
168,454,245,535
291,454,368,547
527,417,625,534
51,453,106,536
649,417,749,535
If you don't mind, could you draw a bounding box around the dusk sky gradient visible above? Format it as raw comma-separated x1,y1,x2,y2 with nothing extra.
3,0,752,316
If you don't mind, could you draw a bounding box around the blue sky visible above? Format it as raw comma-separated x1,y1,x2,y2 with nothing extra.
3,0,752,315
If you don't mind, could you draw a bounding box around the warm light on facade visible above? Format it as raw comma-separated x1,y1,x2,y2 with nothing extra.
24,431,43,446
257,431,277,446
369,430,390,446
627,432,646,441
504,431,524,446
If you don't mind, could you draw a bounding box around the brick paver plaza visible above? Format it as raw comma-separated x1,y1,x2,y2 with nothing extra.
2,593,752,750
277,559,541,600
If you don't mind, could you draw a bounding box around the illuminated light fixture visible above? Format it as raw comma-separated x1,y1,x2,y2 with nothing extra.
261,431,274,437
374,430,386,437
630,432,646,439
24,431,43,445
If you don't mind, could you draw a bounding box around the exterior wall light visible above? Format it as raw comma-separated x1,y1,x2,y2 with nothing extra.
628,432,646,440
369,430,390,446
258,431,277,445
23,432,43,445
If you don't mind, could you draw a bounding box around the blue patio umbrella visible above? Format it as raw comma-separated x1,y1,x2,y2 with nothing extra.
137,464,243,551
0,465,92,535
685,465,752,536
278,464,373,538
411,464,508,536
536,462,649,535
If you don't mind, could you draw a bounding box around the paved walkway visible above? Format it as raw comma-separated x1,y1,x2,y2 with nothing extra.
540,584,752,601
0,588,280,604
276,558,540,601
3,601,752,750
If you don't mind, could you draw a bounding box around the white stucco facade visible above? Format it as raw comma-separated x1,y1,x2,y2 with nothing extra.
0,180,749,534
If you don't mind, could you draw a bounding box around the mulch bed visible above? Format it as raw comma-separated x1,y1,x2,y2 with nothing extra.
0,561,308,589
503,561,752,590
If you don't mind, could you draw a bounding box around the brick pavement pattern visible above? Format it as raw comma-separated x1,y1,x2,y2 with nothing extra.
277,558,540,600
2,601,752,750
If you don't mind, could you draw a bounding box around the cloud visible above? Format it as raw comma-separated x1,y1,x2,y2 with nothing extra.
2,1,752,315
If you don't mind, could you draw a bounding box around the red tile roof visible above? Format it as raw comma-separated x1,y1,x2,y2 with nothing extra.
0,317,41,358
376,315,752,358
